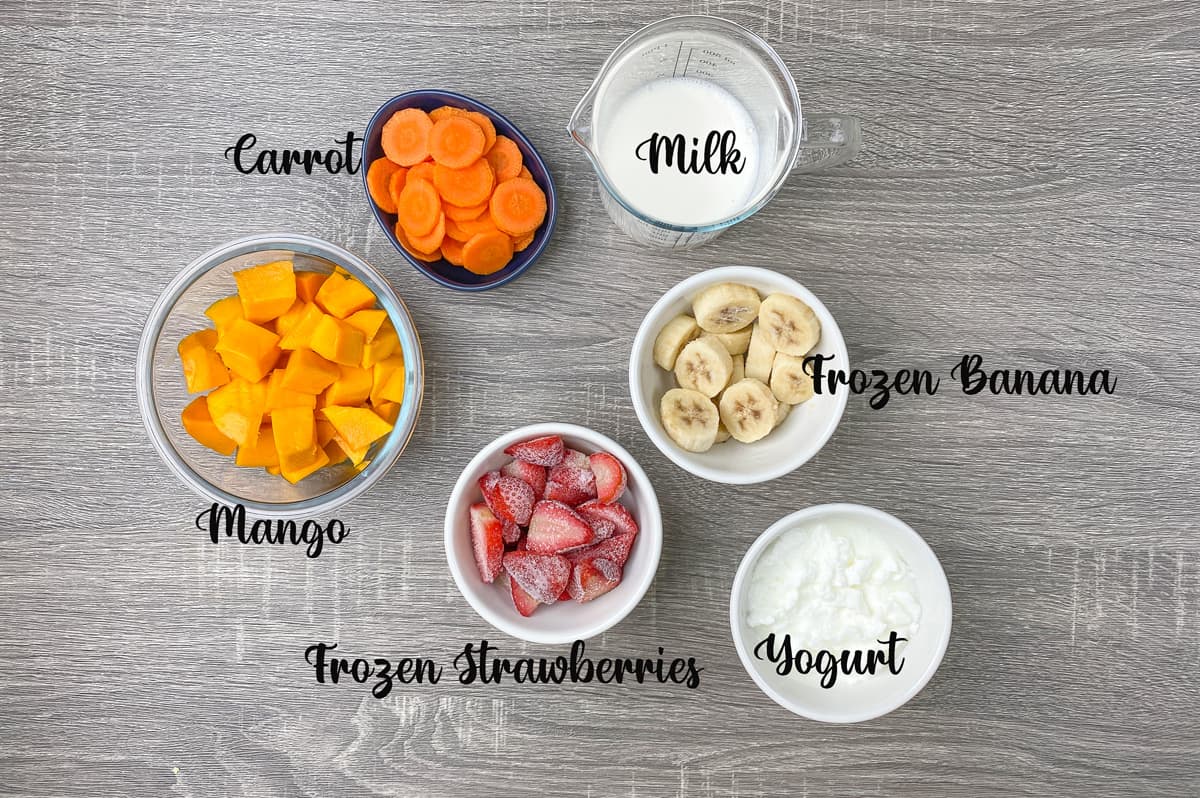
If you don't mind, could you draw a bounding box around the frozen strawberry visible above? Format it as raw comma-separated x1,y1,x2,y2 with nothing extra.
544,462,597,505
502,518,522,545
501,459,547,497
480,474,536,526
576,499,639,538
525,500,595,553
567,559,622,602
558,587,572,601
503,551,570,604
469,502,504,583
510,573,541,617
586,516,617,541
504,435,565,467
589,452,627,504
564,532,636,568
562,448,591,469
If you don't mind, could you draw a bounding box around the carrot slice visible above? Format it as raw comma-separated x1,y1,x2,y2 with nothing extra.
381,108,433,166
489,177,547,236
461,230,513,275
409,160,436,184
396,177,441,236
444,200,488,221
518,166,533,180
394,221,441,262
512,231,535,252
440,237,466,266
464,111,497,152
408,212,445,253
429,116,487,169
366,157,401,214
485,135,523,182
434,159,495,207
429,105,468,123
457,212,500,236
386,166,409,212
444,217,473,242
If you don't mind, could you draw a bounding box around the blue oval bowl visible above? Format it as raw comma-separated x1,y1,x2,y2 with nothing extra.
362,90,558,291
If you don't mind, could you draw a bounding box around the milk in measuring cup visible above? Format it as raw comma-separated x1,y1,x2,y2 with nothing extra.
595,77,758,227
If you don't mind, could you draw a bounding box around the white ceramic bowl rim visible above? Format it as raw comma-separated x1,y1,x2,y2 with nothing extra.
729,503,953,723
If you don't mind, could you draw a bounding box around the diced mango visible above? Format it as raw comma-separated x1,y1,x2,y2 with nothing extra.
281,447,330,484
214,318,281,383
205,295,244,333
274,299,308,337
372,400,401,425
280,348,339,394
265,465,282,475
315,419,337,446
345,309,389,342
206,377,267,448
324,365,373,407
333,432,370,466
323,437,350,466
278,303,327,350
181,395,237,455
264,368,317,411
361,321,400,368
178,330,230,393
235,425,279,468
271,406,330,483
310,315,365,367
295,271,329,303
179,329,218,355
234,260,297,323
314,272,376,319
370,356,406,405
321,405,394,453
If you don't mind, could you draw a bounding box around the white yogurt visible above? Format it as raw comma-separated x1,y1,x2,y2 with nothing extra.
595,77,758,227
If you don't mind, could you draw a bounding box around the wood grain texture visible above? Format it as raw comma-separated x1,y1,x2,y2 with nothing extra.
1,0,1198,795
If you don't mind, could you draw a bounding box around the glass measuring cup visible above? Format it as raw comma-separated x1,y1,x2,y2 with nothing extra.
569,15,861,249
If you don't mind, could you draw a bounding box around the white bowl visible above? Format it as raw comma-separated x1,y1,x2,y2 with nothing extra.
443,423,663,645
629,266,849,484
729,503,953,723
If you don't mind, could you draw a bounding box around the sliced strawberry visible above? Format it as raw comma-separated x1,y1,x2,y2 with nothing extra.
562,448,591,469
502,518,522,545
586,516,617,541
558,587,572,601
504,435,565,467
525,500,595,553
544,462,597,505
589,452,627,504
564,532,636,568
503,551,570,604
510,573,541,617
468,502,504,583
567,559,622,602
576,499,639,538
501,459,547,497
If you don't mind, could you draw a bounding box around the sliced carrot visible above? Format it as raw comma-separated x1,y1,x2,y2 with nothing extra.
408,211,446,253
366,157,401,214
484,135,523,182
409,160,436,184
512,231,535,252
395,222,441,262
429,105,468,123
440,237,466,266
396,177,441,236
463,111,496,152
381,108,433,166
429,116,487,169
434,158,495,208
461,231,514,275
457,212,500,236
518,166,533,180
444,199,488,221
489,177,547,236
444,217,473,242
386,165,409,211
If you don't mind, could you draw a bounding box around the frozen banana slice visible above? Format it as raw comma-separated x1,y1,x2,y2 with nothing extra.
674,336,734,398
729,354,745,386
692,283,762,333
743,323,776,384
718,378,779,444
653,314,701,371
770,352,815,405
710,324,753,356
758,293,820,356
660,388,720,452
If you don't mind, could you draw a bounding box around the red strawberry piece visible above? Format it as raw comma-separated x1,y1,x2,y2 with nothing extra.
509,573,541,617
502,518,522,545
564,532,636,568
562,448,591,469
525,500,595,554
567,559,622,603
480,471,536,526
558,587,572,602
504,435,565,467
468,502,504,583
576,500,639,538
501,459,547,497
544,462,597,505
586,516,617,541
589,452,627,504
503,551,570,604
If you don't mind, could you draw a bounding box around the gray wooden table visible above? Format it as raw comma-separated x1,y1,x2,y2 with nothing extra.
2,1,1198,796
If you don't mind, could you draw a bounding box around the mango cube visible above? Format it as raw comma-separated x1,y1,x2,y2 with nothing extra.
264,369,317,411
181,395,237,455
321,405,394,453
214,318,281,383
324,365,372,407
271,406,330,483
310,315,365,366
278,303,327,350
371,401,401,425
178,330,230,393
234,260,297,323
273,299,308,337
280,349,339,394
235,425,279,468
314,272,376,319
204,295,244,333
370,356,406,405
345,309,389,342
295,271,329,303
206,377,267,448
361,321,400,368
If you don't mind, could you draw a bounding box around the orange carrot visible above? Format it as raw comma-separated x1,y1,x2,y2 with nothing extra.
512,231,535,252
444,217,473,242
395,222,441,262
429,105,468,123
434,159,495,207
484,135,523,182
461,230,513,275
440,236,466,266
408,160,436,184
518,166,533,180
367,157,401,214
408,212,446,253
464,111,497,152
429,117,487,169
444,199,488,221
396,177,441,236
386,165,409,212
381,108,433,166
457,212,500,236
488,177,547,236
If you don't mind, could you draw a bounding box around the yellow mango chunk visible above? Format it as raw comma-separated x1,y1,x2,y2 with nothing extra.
315,419,337,446
234,260,297,323
310,315,365,366
323,437,350,466
323,365,372,407
278,303,327,350
280,348,339,394
264,369,317,411
273,299,308,337
214,318,281,383
271,406,330,483
314,272,376,319
265,465,282,475
370,356,406,405
295,271,329,303
204,295,243,333
372,400,401,425
345,309,389,342
321,405,394,453
361,321,400,368
235,425,279,467
181,395,237,455
178,330,230,393
206,378,267,448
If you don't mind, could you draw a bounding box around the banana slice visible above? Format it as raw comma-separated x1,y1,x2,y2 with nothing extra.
674,336,733,398
758,293,820,356
744,323,775,383
729,354,745,385
718,378,779,443
710,324,753,356
774,401,791,428
692,283,762,333
770,352,815,404
714,421,732,443
660,388,719,452
653,315,701,370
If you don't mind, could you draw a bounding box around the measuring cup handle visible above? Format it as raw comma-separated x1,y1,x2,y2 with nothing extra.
792,113,862,173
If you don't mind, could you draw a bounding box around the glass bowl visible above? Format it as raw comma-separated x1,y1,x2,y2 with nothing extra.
136,233,424,518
